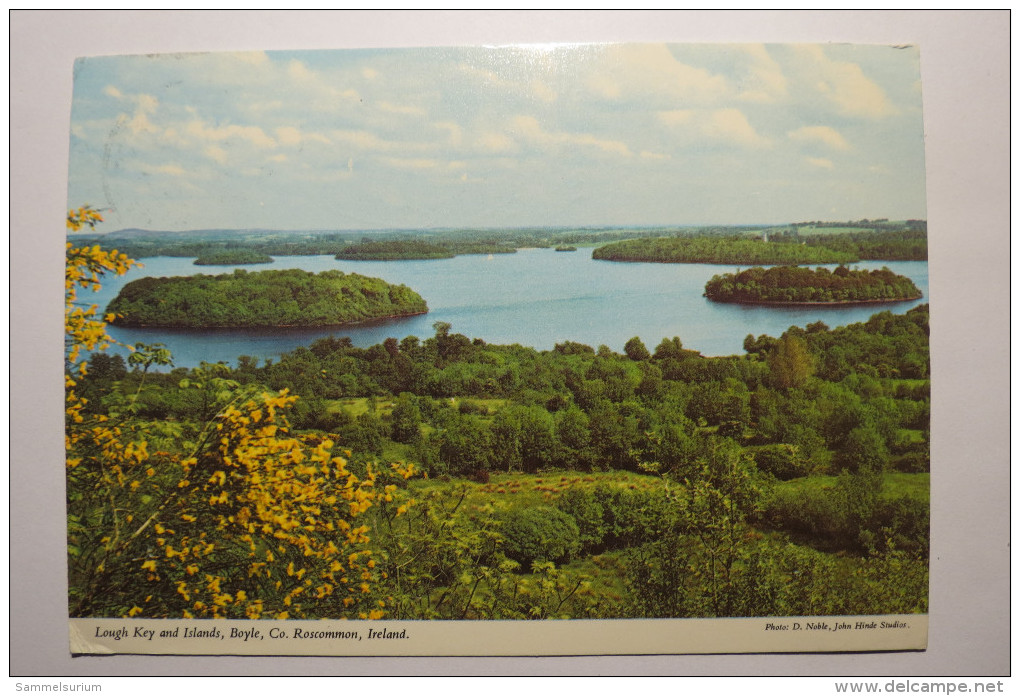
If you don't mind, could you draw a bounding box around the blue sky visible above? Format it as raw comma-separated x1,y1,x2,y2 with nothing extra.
67,43,926,232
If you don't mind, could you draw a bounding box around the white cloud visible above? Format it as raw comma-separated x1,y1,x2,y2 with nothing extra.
275,126,303,147
186,120,277,149
737,45,788,103
205,145,227,164
381,157,455,171
658,108,770,149
275,125,331,147
640,150,669,161
287,59,315,83
805,156,834,169
107,91,161,136
795,45,896,119
137,94,158,114
588,44,729,105
704,109,770,148
657,109,692,126
329,129,429,154
474,131,517,154
510,115,632,157
381,157,439,170
433,121,463,148
787,125,851,151
154,164,186,176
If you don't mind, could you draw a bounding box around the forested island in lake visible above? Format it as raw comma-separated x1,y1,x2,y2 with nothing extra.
106,268,428,328
592,225,926,266
335,240,455,260
193,250,274,265
593,236,858,265
704,265,923,305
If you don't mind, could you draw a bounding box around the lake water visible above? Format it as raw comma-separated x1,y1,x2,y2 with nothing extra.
88,249,929,368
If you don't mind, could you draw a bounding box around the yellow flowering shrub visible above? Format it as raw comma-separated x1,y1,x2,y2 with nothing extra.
65,207,413,619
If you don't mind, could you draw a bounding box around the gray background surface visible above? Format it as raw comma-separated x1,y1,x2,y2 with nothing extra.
10,10,1010,676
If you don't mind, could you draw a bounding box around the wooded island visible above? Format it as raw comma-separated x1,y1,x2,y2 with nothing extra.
335,240,517,260
593,236,858,265
704,265,922,305
193,250,274,265
107,268,428,328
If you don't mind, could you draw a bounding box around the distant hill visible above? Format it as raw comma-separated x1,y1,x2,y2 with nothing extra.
90,228,351,240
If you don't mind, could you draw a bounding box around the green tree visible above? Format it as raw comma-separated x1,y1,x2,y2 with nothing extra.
624,336,651,361
390,393,423,444
768,334,814,390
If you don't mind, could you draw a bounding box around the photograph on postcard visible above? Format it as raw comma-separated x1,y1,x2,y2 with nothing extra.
64,42,929,655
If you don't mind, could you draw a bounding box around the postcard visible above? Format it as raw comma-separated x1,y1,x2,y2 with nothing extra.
64,42,929,656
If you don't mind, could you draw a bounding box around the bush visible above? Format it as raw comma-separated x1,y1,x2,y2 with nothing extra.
752,444,810,480
556,487,607,552
891,451,929,473
762,485,844,544
497,506,581,569
557,484,677,553
871,496,930,556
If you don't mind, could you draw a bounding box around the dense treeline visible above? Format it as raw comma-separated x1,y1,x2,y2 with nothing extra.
69,221,926,264
334,239,519,260
193,250,274,265
802,229,928,261
96,306,929,483
794,219,927,231
73,234,355,259
594,226,927,265
82,302,929,618
705,265,922,305
336,240,455,260
106,268,428,328
593,236,858,265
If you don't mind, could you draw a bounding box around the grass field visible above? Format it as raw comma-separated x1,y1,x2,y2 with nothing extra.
410,469,663,509
775,472,929,502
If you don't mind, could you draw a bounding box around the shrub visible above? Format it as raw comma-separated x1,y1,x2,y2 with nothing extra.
891,451,929,473
497,506,581,569
556,486,607,552
752,444,810,481
556,484,678,553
